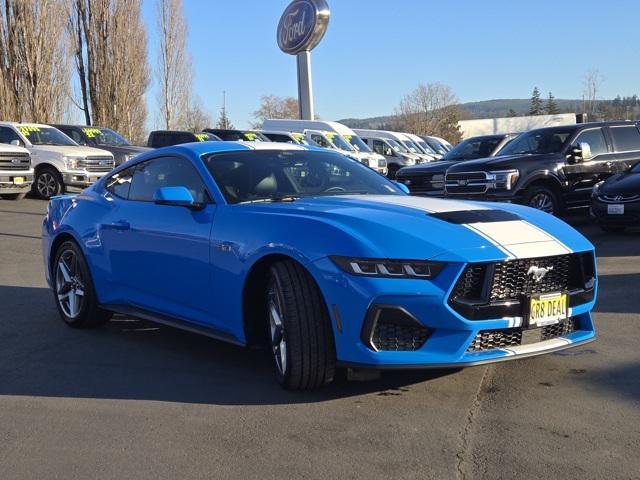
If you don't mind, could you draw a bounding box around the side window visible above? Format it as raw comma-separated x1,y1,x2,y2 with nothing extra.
129,156,209,203
0,126,22,145
105,166,135,199
574,128,608,157
609,126,640,152
372,139,385,155
69,129,87,145
151,134,171,148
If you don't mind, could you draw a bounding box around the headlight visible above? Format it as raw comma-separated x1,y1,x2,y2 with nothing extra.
63,156,83,169
403,156,416,166
592,181,604,197
331,256,444,279
488,169,519,190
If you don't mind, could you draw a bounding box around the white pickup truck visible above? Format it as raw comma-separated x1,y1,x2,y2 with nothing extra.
0,122,114,199
0,143,33,200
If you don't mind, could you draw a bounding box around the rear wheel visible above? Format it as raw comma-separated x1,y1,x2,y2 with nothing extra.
523,186,559,215
53,241,111,328
600,225,625,233
267,260,336,390
34,167,63,199
2,192,27,200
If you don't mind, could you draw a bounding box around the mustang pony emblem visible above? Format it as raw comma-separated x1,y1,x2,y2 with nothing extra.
527,265,553,283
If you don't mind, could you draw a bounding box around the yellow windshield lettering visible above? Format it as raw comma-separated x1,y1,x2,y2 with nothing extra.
244,133,258,141
195,134,209,142
82,128,102,138
17,125,41,136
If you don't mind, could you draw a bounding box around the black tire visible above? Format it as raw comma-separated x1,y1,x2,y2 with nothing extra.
267,260,336,390
52,240,111,328
600,225,626,233
387,164,400,180
2,192,27,200
523,186,560,215
33,166,63,200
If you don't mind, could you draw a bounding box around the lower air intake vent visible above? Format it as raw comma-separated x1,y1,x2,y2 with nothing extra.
362,305,430,351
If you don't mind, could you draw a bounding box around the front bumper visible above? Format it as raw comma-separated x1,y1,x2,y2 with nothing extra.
0,173,34,193
62,171,107,188
312,256,596,369
591,196,640,226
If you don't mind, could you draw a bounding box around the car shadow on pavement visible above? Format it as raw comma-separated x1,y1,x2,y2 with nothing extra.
0,285,458,406
593,273,640,315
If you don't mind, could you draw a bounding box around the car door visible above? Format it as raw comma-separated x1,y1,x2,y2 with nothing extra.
563,127,615,208
607,124,640,172
101,155,219,327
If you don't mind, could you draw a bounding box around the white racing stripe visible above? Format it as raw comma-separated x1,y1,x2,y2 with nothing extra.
348,195,490,214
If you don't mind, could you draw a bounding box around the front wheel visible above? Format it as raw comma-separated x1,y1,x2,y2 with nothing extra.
52,241,111,328
33,167,63,199
267,260,336,390
523,186,559,215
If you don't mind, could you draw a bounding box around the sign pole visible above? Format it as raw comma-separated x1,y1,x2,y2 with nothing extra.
296,51,314,120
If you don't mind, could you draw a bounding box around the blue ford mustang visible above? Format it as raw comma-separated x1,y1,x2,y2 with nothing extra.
42,142,597,389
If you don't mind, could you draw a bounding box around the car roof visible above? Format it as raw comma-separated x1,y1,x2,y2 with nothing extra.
0,121,56,128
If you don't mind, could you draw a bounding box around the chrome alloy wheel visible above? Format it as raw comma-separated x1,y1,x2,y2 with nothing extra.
268,286,287,376
528,192,555,213
55,250,85,318
37,172,58,198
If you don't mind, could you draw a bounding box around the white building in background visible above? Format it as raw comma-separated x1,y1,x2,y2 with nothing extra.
458,113,577,139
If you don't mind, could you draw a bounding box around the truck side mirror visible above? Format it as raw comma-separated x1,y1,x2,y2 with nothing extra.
570,142,592,163
10,139,21,147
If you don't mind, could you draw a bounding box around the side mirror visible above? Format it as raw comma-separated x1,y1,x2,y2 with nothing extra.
153,186,203,210
394,181,410,194
10,139,21,147
571,142,592,163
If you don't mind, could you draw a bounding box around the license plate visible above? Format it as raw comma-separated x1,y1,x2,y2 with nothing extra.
13,177,24,185
528,292,567,327
607,204,624,215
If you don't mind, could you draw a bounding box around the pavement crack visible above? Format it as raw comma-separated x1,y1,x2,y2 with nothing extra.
456,365,493,480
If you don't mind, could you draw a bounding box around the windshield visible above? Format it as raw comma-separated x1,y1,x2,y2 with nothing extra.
632,161,640,173
415,140,437,155
290,132,313,145
324,132,354,151
18,125,76,146
443,137,503,161
386,138,408,153
499,128,575,156
204,150,402,204
343,134,373,153
425,138,447,155
83,127,130,146
402,140,422,155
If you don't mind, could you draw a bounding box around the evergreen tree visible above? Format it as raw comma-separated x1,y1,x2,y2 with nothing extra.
215,91,234,129
507,109,518,117
546,92,560,115
529,87,543,115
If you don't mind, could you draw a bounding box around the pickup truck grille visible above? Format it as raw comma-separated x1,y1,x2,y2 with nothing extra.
398,173,445,195
0,152,30,170
79,156,114,172
445,172,489,194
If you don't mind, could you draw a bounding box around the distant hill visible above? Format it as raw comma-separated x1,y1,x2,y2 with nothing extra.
339,98,584,129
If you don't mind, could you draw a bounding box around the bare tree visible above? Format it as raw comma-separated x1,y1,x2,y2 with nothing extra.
395,82,463,143
583,68,603,118
72,0,150,143
156,0,191,130
183,98,212,133
251,94,299,127
0,0,70,122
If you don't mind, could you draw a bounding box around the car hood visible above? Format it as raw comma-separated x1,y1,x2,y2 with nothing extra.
445,153,564,172
30,145,113,157
95,145,151,156
601,172,640,195
397,160,457,176
237,195,592,263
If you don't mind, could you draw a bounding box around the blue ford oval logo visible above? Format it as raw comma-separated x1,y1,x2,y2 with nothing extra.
277,0,330,55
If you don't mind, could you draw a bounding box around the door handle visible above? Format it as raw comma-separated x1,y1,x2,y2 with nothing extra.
110,220,130,231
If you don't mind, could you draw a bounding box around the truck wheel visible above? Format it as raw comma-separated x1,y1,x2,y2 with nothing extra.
34,167,63,199
2,192,27,200
52,240,111,328
523,186,559,215
267,260,336,390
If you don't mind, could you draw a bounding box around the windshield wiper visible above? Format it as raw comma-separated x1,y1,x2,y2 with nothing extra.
239,195,301,204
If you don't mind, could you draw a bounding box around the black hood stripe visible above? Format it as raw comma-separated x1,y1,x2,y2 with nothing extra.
429,210,521,224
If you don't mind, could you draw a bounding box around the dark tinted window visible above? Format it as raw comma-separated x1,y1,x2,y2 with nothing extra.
129,156,208,203
105,166,135,199
610,126,640,152
0,126,22,144
150,133,195,148
65,129,87,145
499,128,574,155
573,128,608,156
264,133,293,143
444,137,502,161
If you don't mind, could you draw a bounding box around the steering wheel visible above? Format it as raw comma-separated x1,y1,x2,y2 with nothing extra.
324,186,346,193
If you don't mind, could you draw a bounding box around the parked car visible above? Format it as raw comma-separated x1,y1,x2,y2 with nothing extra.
147,130,221,148
354,130,421,178
261,119,387,174
203,129,269,142
0,142,33,200
591,159,640,232
43,142,597,390
51,124,151,166
404,132,442,159
0,122,114,199
444,122,640,215
259,130,317,146
354,129,436,163
421,135,451,155
396,134,517,196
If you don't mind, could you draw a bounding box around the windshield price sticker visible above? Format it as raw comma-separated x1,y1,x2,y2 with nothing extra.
82,128,102,138
17,125,41,136
195,134,209,142
244,133,258,141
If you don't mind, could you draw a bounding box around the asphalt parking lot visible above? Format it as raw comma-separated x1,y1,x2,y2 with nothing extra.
0,198,638,480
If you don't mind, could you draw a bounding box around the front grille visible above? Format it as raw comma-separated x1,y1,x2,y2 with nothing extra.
79,156,114,172
0,152,30,170
399,173,445,195
467,317,578,352
445,171,489,194
449,253,596,320
599,194,640,203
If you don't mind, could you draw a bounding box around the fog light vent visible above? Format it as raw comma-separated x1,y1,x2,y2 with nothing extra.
363,305,430,351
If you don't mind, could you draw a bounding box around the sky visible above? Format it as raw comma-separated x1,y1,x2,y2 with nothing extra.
140,0,640,129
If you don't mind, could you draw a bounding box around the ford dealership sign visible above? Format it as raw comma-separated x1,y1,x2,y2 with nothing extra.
277,0,330,55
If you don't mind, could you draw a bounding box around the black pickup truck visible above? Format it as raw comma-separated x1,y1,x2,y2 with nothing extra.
396,133,515,196
443,121,640,215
